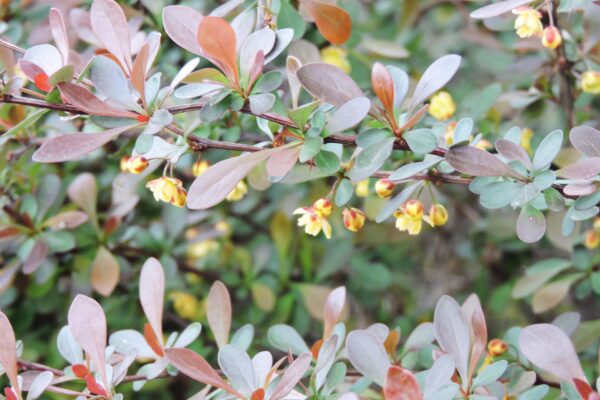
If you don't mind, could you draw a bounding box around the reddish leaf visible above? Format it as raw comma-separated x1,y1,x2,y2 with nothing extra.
131,43,149,109
22,239,49,274
3,388,18,400
85,374,107,397
165,348,241,396
573,379,594,400
197,17,238,83
0,312,20,395
323,286,346,339
33,125,136,163
297,63,365,108
49,8,69,64
302,0,352,45
90,0,132,73
270,353,312,400
0,227,21,239
34,73,52,92
266,146,301,178
90,246,120,297
207,281,232,348
57,82,137,118
372,62,395,122
251,388,265,400
462,294,487,384
72,364,90,379
140,258,165,344
384,366,423,400
144,323,165,357
163,5,205,56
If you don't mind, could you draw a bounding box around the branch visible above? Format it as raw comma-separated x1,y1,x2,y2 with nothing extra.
550,0,575,130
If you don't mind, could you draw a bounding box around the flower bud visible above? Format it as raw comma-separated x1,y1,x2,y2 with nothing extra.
355,180,369,198
429,204,449,226
343,207,366,232
226,180,248,202
120,156,131,172
375,179,395,198
585,230,600,249
127,156,149,174
428,91,456,121
542,26,562,49
192,159,210,177
313,198,332,217
404,199,424,219
512,7,543,38
582,70,600,95
487,339,508,356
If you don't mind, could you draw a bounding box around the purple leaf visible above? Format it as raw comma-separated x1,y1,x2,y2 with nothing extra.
140,258,165,341
296,63,365,108
557,158,600,179
207,281,232,348
446,145,525,179
0,311,20,394
570,126,600,157
470,0,534,19
496,139,531,170
90,0,132,73
22,239,49,274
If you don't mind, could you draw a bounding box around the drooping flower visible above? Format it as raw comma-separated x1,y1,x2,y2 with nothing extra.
226,180,248,202
355,179,369,197
429,204,449,226
394,199,433,235
512,7,543,38
542,26,562,49
582,70,600,95
127,156,149,174
343,207,366,232
320,46,351,73
294,198,332,239
192,159,210,176
375,178,395,198
146,176,187,207
428,91,456,121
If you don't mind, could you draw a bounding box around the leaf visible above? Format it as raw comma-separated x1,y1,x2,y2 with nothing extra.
346,330,391,386
532,274,582,314
299,136,323,163
68,295,109,392
389,157,442,181
570,126,600,157
266,146,300,178
424,355,455,398
347,137,396,182
325,97,371,133
516,205,546,243
410,55,461,109
22,239,49,274
384,366,422,400
371,62,395,120
315,335,338,390
239,28,276,84
207,281,232,348
446,145,524,180
90,246,120,296
197,17,238,82
302,0,351,45
251,283,276,312
472,360,508,387
376,182,422,223
57,82,138,118
67,173,97,218
471,0,535,19
90,0,132,73
26,370,54,400
49,8,69,64
0,311,20,394
268,325,310,355
163,5,205,56
323,287,345,339
131,44,149,108
32,125,135,163
557,158,600,179
218,345,255,393
91,56,142,112
165,348,241,396
519,324,587,383
433,296,470,388
462,294,487,382
270,353,312,400
139,257,164,342
480,181,523,209
43,211,89,230
188,149,276,209
297,63,365,108
404,129,438,154
496,139,532,169
532,130,563,171
249,93,276,115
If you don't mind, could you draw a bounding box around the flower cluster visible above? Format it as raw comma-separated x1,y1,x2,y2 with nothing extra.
146,176,187,208
294,198,333,239
428,91,456,121
512,7,562,49
394,200,448,235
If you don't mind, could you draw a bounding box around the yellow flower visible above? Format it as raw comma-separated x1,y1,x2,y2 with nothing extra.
429,204,448,226
120,156,131,172
487,339,508,356
475,139,493,151
215,221,231,234
294,198,333,239
542,26,562,49
146,176,187,207
445,121,457,145
342,207,365,232
355,180,369,198
375,179,395,198
428,91,456,121
320,46,351,74
520,128,534,154
127,156,149,174
393,199,432,235
593,217,600,232
226,180,248,202
170,291,199,320
585,230,600,249
512,7,543,38
582,70,600,95
192,159,210,176
187,240,220,260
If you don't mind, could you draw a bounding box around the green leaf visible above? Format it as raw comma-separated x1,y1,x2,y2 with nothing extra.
135,134,154,154
472,360,508,387
299,136,323,163
532,130,563,171
376,182,423,223
356,129,392,148
335,179,354,207
403,129,437,154
480,181,523,209
518,385,549,400
389,157,442,181
277,0,306,39
315,150,341,175
347,137,395,182
590,271,600,295
48,65,74,86
516,205,546,243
